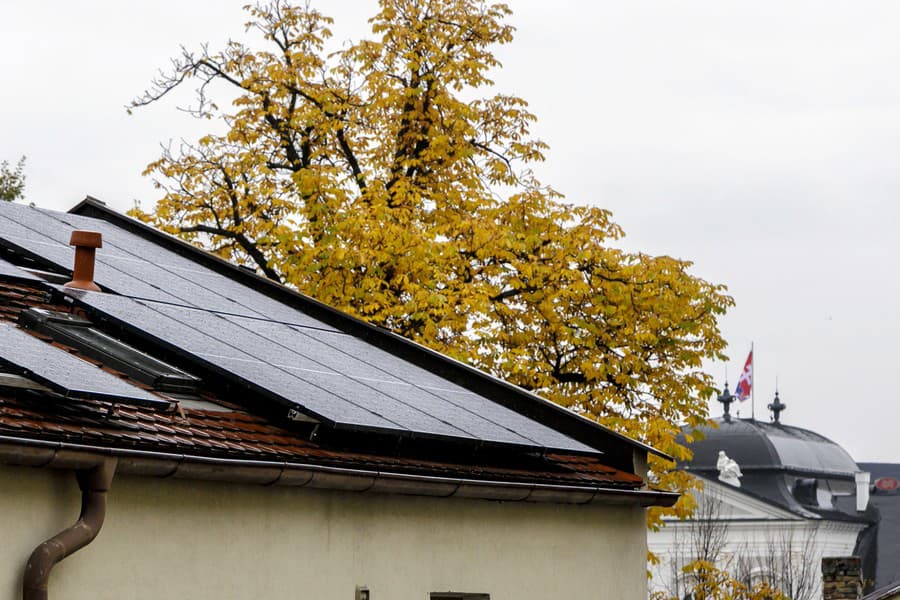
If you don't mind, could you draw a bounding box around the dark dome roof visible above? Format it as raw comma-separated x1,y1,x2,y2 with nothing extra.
684,417,859,479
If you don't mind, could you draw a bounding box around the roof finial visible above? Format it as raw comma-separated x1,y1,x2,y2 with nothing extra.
717,381,735,423
768,384,786,423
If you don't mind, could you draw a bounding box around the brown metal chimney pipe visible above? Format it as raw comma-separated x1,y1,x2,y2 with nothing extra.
23,458,117,600
63,231,102,292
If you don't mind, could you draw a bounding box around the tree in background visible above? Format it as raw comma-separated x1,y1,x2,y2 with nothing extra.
654,562,789,600
0,156,27,202
652,491,817,600
734,529,820,600
130,0,733,526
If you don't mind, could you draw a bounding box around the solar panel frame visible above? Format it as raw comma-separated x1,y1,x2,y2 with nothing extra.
0,321,170,408
293,327,597,451
230,315,582,448
100,296,503,440
60,290,390,429
0,257,40,281
65,289,597,453
0,202,615,456
73,199,675,460
6,204,340,330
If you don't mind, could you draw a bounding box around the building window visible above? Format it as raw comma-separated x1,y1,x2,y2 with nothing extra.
430,594,490,600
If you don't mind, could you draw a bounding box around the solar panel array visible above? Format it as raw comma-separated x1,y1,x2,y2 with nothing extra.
0,320,168,407
0,202,594,453
0,257,39,281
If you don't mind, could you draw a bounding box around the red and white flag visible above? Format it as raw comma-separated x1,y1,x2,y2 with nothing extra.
734,349,753,401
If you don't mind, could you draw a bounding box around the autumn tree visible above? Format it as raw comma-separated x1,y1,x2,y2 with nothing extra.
652,490,816,600
0,156,26,202
735,530,820,600
650,561,789,600
130,0,732,524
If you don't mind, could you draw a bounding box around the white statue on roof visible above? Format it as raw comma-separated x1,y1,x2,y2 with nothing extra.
717,450,742,487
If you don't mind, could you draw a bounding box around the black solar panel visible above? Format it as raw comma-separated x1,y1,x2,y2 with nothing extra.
195,270,338,329
70,292,398,429
0,205,82,252
425,387,585,450
0,321,169,408
0,213,76,268
0,257,39,281
0,210,178,302
0,203,337,329
66,290,594,452
207,354,398,429
0,202,597,453
235,316,575,447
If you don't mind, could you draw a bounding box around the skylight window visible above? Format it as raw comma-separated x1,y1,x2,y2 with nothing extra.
19,307,201,394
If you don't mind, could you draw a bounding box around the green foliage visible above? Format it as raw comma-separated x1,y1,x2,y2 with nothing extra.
0,156,26,202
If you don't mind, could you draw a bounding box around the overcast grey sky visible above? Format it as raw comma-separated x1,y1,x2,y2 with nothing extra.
3,1,899,461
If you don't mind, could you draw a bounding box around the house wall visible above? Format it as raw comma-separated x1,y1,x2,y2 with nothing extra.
0,463,648,600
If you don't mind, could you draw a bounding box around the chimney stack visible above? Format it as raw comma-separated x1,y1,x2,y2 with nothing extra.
856,471,871,512
64,231,102,292
822,557,862,600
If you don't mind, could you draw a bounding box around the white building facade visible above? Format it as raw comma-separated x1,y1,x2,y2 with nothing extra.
648,415,874,599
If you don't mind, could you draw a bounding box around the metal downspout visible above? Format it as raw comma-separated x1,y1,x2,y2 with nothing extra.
22,457,117,600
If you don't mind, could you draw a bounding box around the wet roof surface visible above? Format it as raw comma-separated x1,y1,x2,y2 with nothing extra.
685,417,859,477
0,215,647,491
682,417,869,523
0,201,596,455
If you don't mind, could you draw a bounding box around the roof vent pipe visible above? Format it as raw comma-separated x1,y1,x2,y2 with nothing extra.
63,231,102,292
856,471,870,512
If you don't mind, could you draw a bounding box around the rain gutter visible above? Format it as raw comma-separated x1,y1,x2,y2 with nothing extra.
0,435,678,508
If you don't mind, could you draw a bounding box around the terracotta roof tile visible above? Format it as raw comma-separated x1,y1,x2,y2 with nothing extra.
0,276,646,490
0,390,649,487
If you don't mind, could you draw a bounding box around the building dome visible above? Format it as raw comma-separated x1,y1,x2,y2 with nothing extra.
682,417,860,514
686,417,859,478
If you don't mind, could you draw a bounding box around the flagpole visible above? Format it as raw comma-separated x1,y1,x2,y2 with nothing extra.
750,341,755,421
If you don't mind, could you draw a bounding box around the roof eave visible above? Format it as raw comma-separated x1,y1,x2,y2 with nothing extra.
0,435,678,507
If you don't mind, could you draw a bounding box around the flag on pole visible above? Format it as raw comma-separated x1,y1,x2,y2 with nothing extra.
734,349,753,401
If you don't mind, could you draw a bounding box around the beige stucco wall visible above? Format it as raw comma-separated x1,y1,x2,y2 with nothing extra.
0,462,647,600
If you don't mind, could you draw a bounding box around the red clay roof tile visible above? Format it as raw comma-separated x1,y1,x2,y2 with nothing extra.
0,277,647,490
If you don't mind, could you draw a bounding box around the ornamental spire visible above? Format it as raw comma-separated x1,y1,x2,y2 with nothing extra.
718,382,735,423
768,389,786,423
